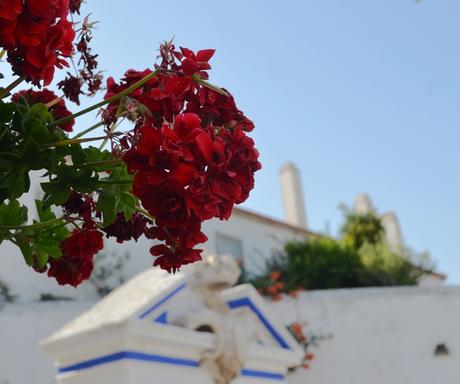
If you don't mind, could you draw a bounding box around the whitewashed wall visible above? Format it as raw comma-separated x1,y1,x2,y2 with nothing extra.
1,286,460,384
270,285,460,384
202,209,309,273
0,301,93,384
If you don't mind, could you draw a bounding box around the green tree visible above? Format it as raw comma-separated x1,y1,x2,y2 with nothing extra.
340,210,384,250
283,238,365,290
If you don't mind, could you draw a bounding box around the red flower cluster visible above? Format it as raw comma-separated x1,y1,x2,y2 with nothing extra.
288,322,315,370
0,0,75,85
58,14,102,104
103,213,153,244
257,270,305,300
106,44,261,272
13,89,75,132
47,229,104,287
62,191,96,223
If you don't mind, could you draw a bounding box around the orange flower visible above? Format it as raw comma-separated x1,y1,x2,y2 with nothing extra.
290,322,305,340
269,270,282,281
274,281,284,291
305,353,314,361
266,285,278,296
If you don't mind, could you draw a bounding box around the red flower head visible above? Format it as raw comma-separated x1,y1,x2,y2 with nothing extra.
69,0,83,14
176,47,215,77
103,213,153,244
109,46,261,272
0,0,22,49
47,229,104,287
1,0,75,85
13,88,75,132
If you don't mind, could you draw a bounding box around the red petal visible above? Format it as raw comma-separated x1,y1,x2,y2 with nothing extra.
181,58,199,75
196,49,215,62
180,47,195,59
150,244,170,256
169,163,196,187
195,132,213,163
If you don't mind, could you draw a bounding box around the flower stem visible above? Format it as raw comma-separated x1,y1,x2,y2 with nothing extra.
0,49,5,60
45,96,63,108
98,102,124,150
46,135,112,148
0,76,26,99
50,68,160,127
72,121,105,139
97,179,132,185
0,217,65,231
80,159,124,168
136,206,155,221
191,74,229,96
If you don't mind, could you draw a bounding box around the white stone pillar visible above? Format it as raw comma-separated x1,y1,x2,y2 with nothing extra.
279,162,307,229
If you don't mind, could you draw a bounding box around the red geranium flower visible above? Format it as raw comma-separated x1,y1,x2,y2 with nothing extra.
0,0,75,85
107,46,261,272
47,229,104,287
13,89,75,132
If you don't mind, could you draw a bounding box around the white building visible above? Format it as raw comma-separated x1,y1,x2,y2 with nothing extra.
0,162,454,384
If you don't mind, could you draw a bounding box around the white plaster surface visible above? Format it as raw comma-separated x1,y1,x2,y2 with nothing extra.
271,285,460,384
0,301,93,384
1,285,460,383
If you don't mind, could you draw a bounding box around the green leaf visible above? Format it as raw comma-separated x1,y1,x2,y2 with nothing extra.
29,103,53,123
43,186,71,207
84,146,112,163
35,248,48,268
70,144,87,166
35,200,55,222
37,241,62,259
118,192,137,221
24,116,50,142
16,234,33,266
0,101,16,123
8,168,30,199
0,199,28,226
22,138,41,163
97,190,119,225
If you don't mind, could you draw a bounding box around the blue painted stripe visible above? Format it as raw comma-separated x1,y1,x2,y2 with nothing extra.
154,311,168,324
58,350,284,380
138,282,187,319
227,298,290,349
241,368,284,380
58,351,199,373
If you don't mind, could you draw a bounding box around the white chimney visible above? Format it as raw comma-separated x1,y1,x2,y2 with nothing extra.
381,211,404,254
354,193,374,215
279,162,307,229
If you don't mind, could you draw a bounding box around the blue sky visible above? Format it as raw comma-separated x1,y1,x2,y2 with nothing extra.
5,1,460,281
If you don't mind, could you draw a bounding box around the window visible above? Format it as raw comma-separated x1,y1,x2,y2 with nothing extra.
215,233,244,263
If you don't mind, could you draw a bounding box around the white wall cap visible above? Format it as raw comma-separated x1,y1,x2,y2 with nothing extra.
43,268,186,345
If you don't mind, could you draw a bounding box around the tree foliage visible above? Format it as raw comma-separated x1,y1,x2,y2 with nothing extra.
243,209,435,294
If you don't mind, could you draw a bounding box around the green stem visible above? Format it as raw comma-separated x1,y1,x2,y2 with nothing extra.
98,102,124,150
0,217,65,231
97,179,132,185
136,206,155,221
191,74,230,96
45,97,63,108
50,68,160,127
46,135,112,148
80,159,124,168
0,76,26,99
0,49,5,60
72,121,105,139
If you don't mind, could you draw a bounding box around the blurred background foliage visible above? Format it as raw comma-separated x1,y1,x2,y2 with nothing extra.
241,209,435,296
